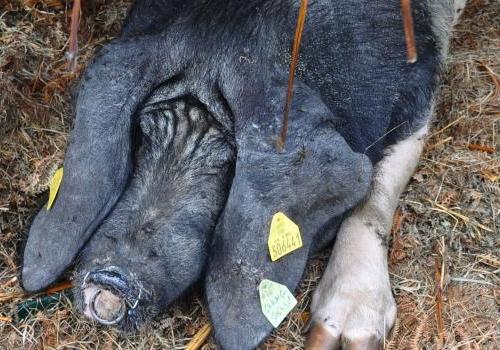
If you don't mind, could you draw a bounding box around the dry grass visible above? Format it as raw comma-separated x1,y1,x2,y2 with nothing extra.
0,0,498,349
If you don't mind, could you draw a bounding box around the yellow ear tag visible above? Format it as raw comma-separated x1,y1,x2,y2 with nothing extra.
268,212,302,261
259,279,297,328
47,167,63,210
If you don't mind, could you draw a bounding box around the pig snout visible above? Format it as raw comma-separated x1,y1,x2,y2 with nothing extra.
84,286,125,325
81,267,141,326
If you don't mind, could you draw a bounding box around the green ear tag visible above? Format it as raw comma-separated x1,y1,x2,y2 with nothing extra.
47,167,63,210
259,279,297,328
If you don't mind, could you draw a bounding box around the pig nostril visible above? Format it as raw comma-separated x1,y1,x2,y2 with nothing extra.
89,288,126,325
82,267,142,324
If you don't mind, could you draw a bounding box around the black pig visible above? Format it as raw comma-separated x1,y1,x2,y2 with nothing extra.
22,0,466,348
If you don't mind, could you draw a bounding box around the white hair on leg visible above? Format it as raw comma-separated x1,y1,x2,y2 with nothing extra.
306,126,428,349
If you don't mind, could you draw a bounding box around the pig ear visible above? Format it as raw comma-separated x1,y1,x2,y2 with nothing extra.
21,38,183,293
22,129,130,293
205,82,374,349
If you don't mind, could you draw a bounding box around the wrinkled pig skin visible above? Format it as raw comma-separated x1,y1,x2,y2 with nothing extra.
22,0,442,348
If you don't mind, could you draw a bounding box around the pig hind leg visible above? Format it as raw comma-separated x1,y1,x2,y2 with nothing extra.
306,125,428,349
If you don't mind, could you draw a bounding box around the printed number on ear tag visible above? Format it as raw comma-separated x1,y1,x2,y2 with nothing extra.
47,167,63,210
259,279,297,328
268,212,302,261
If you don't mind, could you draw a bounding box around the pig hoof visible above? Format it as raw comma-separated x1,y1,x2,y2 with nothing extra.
306,275,396,349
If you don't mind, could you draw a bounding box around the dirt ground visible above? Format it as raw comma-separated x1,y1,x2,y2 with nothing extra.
0,0,498,349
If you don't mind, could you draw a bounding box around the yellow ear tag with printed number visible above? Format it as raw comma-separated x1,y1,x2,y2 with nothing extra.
47,168,63,210
268,212,302,261
259,279,297,328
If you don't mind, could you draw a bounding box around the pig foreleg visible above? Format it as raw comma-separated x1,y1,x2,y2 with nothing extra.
306,125,428,349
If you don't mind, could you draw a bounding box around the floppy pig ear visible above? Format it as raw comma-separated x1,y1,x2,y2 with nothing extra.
22,37,186,293
205,81,374,349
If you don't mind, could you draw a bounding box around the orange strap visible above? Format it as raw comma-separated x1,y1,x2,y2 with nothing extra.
68,0,81,72
277,0,309,152
401,0,417,63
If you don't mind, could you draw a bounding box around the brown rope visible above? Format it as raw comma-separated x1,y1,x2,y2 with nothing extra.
67,0,81,72
401,0,417,63
276,0,309,152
